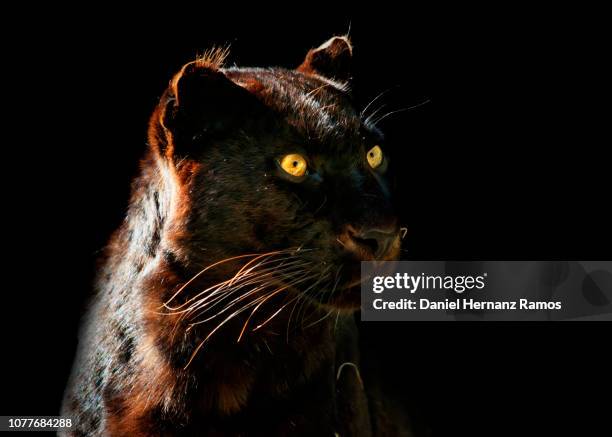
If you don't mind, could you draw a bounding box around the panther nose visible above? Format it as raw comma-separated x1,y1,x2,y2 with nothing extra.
342,225,400,260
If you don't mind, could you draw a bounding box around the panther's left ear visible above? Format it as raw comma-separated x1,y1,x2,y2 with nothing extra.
297,36,353,82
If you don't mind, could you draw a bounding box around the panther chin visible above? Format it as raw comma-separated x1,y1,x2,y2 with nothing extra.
311,236,402,310
323,284,364,311
296,261,372,311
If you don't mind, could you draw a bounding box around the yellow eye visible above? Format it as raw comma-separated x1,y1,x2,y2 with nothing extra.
279,154,308,177
366,145,383,169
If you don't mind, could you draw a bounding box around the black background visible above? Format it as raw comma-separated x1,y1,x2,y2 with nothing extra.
3,5,610,436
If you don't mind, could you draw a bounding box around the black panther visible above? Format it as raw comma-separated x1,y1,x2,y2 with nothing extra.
62,36,411,436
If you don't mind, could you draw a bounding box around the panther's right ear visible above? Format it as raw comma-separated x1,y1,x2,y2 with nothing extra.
150,49,262,157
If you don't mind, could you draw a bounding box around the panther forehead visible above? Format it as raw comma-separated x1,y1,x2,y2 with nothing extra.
224,67,362,145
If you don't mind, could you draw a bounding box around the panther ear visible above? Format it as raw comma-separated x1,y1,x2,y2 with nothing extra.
297,36,353,82
153,49,263,157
